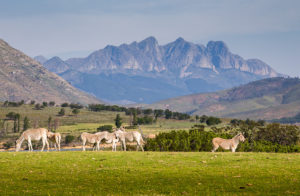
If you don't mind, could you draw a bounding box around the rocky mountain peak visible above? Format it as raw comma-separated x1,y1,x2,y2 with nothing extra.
206,41,229,56
34,55,48,64
41,37,282,103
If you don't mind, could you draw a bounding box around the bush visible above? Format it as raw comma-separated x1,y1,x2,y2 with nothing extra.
206,116,222,126
97,125,113,133
58,108,65,116
144,125,300,153
255,123,299,146
65,135,75,144
125,125,138,129
61,103,69,107
137,116,153,125
3,142,13,149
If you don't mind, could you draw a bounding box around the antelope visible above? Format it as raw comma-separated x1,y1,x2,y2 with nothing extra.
80,132,102,151
15,128,49,152
47,131,61,151
95,131,119,151
212,133,245,152
115,127,144,151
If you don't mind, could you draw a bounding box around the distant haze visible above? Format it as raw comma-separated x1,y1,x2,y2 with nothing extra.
0,0,299,76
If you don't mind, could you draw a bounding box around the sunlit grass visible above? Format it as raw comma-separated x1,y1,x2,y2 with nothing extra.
0,152,299,195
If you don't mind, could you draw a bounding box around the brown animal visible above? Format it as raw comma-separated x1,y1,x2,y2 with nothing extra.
212,133,245,152
47,131,61,151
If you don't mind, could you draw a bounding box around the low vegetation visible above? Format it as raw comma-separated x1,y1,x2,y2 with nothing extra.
0,152,299,195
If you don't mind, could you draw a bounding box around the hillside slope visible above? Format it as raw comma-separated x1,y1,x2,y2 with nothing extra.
0,39,101,104
150,77,300,120
42,37,281,103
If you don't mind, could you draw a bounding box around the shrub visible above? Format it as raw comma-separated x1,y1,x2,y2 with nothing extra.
65,135,75,144
61,103,69,107
255,123,299,146
58,108,65,116
97,125,113,133
206,116,222,126
137,116,153,125
3,142,13,149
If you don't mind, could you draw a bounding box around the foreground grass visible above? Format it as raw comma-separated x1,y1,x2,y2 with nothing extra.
0,152,299,195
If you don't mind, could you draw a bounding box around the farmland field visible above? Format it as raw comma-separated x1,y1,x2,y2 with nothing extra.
0,152,299,195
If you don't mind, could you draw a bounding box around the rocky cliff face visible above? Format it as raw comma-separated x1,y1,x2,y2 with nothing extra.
0,39,101,104
62,37,278,77
42,37,281,103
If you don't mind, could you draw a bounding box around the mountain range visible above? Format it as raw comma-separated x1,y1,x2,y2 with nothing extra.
150,77,300,120
0,39,101,104
40,36,280,104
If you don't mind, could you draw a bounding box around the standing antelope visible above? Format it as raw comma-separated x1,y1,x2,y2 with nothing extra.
80,132,102,151
47,131,61,151
212,133,245,152
15,128,49,152
115,128,144,151
95,131,119,151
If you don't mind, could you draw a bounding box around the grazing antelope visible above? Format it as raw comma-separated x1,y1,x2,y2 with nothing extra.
80,132,102,151
95,131,119,151
115,127,144,151
15,128,49,152
47,131,61,151
212,133,245,152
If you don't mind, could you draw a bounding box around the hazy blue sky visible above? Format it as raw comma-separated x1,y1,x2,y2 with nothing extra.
0,0,299,76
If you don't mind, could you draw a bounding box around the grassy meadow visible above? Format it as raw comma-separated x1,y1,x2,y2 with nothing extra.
0,152,299,195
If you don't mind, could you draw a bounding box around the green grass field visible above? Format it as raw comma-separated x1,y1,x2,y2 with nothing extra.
0,152,299,195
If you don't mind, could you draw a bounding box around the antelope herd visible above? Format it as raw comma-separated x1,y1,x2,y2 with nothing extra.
14,127,245,152
14,127,146,152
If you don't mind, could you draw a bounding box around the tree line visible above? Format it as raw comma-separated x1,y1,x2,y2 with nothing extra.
145,121,300,153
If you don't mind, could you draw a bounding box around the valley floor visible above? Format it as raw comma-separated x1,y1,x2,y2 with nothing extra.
0,152,299,195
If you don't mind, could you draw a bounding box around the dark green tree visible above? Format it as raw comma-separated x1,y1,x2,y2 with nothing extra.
114,114,122,128
58,108,65,116
72,108,80,116
48,116,52,131
23,116,30,131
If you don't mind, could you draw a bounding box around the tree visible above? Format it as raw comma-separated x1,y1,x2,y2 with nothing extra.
143,109,153,115
6,112,17,120
165,109,172,119
42,102,48,107
58,108,65,116
23,116,30,131
195,115,200,121
30,100,35,105
132,111,138,126
16,113,20,132
200,115,208,123
48,116,52,131
97,125,113,133
61,103,69,107
114,114,122,128
54,119,59,130
49,101,55,106
35,103,42,110
154,109,164,120
206,116,222,126
72,108,80,116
